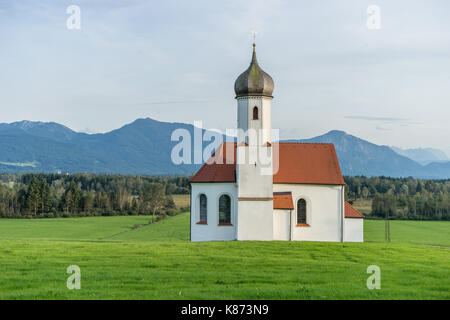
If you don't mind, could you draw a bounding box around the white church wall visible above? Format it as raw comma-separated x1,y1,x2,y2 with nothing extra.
273,209,291,240
237,200,273,241
236,144,274,241
190,183,237,242
344,218,364,242
273,184,344,242
237,145,273,198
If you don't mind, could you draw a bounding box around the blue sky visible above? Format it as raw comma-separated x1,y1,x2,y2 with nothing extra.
0,0,449,155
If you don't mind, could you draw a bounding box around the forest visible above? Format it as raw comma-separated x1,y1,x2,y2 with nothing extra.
0,174,189,219
345,176,450,220
0,174,449,220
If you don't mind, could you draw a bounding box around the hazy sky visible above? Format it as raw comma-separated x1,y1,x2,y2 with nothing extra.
0,0,449,154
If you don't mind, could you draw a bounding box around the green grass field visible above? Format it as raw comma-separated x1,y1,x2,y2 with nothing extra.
172,194,190,208
0,214,448,299
365,220,450,247
351,198,372,215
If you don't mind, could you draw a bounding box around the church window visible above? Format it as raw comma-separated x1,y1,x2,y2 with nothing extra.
199,194,207,223
297,199,307,224
219,194,231,224
253,106,259,120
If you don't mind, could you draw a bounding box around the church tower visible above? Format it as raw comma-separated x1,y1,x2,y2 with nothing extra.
234,43,274,145
234,44,275,240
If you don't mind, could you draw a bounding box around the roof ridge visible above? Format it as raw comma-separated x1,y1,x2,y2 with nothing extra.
273,191,292,195
277,142,335,145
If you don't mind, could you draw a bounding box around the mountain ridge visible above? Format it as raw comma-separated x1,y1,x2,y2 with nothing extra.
390,146,449,165
0,119,449,178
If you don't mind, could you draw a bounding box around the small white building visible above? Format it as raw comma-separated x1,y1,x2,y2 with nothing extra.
190,44,364,242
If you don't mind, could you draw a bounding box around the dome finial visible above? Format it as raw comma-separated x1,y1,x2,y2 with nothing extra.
251,31,258,64
251,43,257,64
251,30,258,46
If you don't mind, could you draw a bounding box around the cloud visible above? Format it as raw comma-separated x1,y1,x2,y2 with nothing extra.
345,116,409,122
137,100,209,105
375,126,393,131
76,0,149,10
345,116,424,128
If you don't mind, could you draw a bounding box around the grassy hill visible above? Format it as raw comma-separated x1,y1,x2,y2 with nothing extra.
0,214,448,299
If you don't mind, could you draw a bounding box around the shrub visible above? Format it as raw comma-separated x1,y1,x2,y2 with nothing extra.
166,208,178,217
155,213,167,222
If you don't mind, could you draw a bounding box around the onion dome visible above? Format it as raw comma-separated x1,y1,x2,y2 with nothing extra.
234,44,274,98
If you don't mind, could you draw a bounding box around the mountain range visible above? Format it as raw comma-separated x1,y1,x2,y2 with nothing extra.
390,146,449,165
288,131,450,179
0,118,449,179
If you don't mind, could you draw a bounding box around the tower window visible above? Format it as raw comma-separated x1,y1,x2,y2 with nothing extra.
253,106,259,120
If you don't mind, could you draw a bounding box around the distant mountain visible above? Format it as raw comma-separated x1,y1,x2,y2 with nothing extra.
0,120,83,143
71,118,205,175
287,130,450,179
419,161,450,179
0,118,216,175
0,119,449,178
390,146,449,165
0,129,101,173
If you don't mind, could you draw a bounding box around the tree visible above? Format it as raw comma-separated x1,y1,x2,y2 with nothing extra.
144,183,166,223
62,182,82,214
362,187,369,199
81,190,95,213
400,184,409,195
116,185,131,211
26,177,41,216
39,179,51,213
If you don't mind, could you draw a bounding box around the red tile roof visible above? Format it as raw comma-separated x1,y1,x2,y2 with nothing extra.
273,143,344,185
273,192,294,209
345,202,364,218
189,142,236,183
190,142,345,185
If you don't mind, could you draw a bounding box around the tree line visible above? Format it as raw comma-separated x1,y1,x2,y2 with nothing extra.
0,174,190,219
1,174,449,220
345,176,450,220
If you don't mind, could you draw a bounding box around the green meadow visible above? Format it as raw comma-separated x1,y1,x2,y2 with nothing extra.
0,214,448,300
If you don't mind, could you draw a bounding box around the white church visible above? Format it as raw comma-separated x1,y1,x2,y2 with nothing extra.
190,44,364,242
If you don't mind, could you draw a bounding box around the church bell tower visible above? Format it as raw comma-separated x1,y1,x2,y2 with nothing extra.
235,43,274,145
234,43,275,241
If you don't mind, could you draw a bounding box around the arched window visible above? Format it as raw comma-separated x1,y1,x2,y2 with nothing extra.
219,194,231,224
199,194,207,223
297,199,307,224
253,106,259,120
